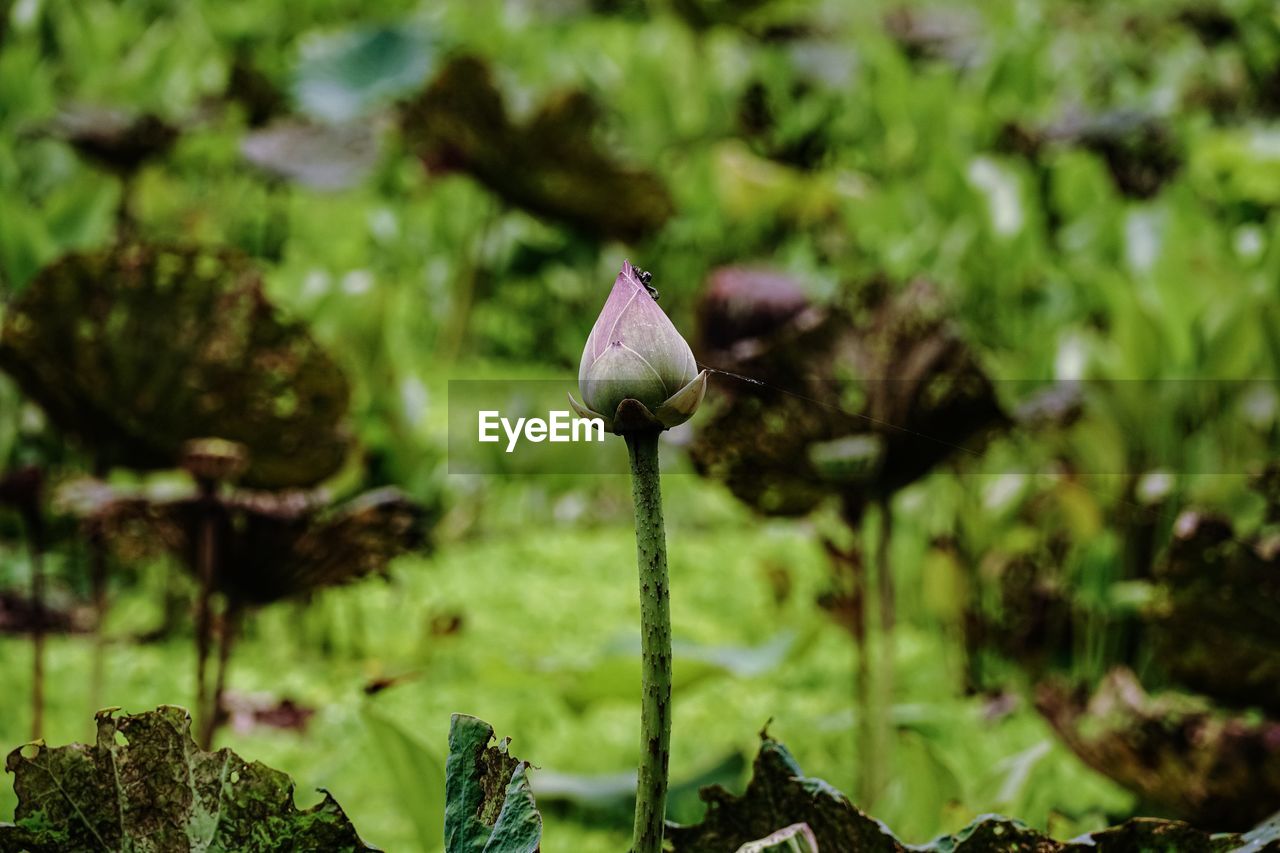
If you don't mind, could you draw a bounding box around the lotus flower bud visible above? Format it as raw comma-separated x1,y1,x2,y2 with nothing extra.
570,261,708,433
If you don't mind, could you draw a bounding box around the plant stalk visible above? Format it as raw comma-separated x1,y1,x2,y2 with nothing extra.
199,602,239,750
116,173,136,238
194,476,218,736
89,457,109,712
868,497,895,803
23,504,46,740
436,196,496,363
830,538,872,805
88,520,108,712
625,430,672,853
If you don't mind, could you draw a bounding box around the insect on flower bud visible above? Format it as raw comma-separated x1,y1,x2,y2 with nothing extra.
570,261,708,433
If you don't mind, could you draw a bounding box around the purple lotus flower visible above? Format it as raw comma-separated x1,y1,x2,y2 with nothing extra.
570,261,708,433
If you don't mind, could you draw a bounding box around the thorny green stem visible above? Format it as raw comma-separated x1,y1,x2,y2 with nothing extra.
625,430,672,853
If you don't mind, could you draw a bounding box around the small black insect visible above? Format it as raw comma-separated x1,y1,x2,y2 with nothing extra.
635,266,659,301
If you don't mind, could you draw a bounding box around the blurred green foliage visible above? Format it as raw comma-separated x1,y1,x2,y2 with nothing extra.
1,0,1279,849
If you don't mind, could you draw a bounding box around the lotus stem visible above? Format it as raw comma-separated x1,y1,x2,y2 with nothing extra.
436,196,496,363
89,457,109,713
845,542,872,805
199,602,239,749
116,173,136,237
625,430,672,853
868,496,895,802
23,503,46,740
194,476,218,737
88,522,109,712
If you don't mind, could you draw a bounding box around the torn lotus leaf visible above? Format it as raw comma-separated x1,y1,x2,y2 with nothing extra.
0,706,376,852
0,243,352,489
665,729,1280,852
444,714,542,853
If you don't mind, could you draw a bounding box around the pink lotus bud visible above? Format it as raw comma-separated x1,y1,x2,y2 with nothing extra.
570,261,708,433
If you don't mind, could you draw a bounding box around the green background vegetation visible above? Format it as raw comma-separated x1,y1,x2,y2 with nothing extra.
1,0,1278,849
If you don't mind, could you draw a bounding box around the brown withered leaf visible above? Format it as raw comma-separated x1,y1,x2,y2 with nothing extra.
976,553,1076,678
696,266,811,356
87,485,424,605
1037,668,1280,830
0,706,376,852
690,268,852,517
0,244,352,489
0,589,92,636
1149,510,1280,715
849,280,1006,495
999,108,1181,199
666,729,899,853
401,55,673,242
690,273,1004,519
47,106,179,176
668,725,1276,851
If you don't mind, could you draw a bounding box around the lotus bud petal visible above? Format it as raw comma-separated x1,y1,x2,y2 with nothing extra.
654,370,708,429
568,392,612,433
578,261,705,433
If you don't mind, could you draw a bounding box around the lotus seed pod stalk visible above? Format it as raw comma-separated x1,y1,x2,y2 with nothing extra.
573,261,706,853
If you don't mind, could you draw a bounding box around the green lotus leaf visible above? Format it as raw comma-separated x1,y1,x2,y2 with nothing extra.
444,715,541,853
